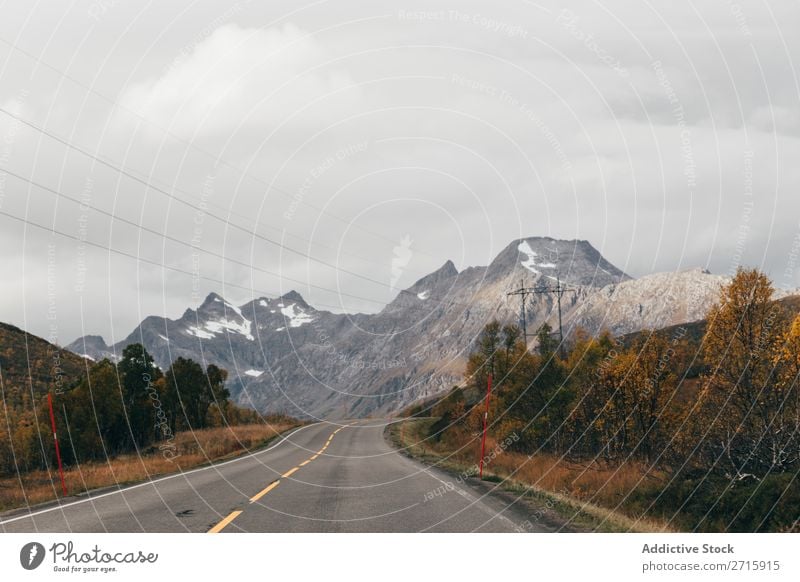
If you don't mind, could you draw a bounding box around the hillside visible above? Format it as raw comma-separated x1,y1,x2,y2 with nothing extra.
0,323,89,477
0,322,88,409
619,293,800,358
566,268,727,335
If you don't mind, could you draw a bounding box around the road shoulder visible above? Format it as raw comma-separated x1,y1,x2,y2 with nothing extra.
385,418,656,533
0,422,312,524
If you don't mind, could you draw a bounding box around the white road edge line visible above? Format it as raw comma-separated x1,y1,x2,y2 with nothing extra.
421,467,517,529
0,423,319,526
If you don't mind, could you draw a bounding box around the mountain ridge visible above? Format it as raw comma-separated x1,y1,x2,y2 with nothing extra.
64,236,765,418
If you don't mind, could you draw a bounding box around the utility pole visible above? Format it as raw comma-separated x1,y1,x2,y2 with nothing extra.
554,275,566,355
506,275,576,358
507,278,533,340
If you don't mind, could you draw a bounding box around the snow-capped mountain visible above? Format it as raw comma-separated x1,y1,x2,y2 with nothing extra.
67,237,761,419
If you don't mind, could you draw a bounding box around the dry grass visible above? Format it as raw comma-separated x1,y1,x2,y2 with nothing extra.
390,418,673,532
0,421,299,512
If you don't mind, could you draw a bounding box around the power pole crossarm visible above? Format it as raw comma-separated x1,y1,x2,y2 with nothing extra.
506,275,577,357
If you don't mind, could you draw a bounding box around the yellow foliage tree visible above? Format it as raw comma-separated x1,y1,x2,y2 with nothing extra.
697,268,798,478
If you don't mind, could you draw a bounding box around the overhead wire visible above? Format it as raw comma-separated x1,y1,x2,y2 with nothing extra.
0,33,443,263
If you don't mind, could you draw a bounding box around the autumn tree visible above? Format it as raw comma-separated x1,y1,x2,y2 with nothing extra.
466,320,501,392
429,387,469,446
0,403,11,474
502,323,570,453
536,322,557,357
768,314,800,471
465,321,536,441
625,334,681,463
564,330,618,458
697,268,792,478
61,359,128,461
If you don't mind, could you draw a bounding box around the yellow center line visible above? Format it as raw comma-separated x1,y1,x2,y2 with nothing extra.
207,510,242,533
211,425,348,532
249,480,280,503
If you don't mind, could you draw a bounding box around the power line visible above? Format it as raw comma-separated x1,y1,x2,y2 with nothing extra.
0,207,356,310
0,33,443,262
0,104,417,295
0,166,389,308
0,195,479,316
0,105,482,314
0,107,489,315
114,163,382,271
507,275,576,358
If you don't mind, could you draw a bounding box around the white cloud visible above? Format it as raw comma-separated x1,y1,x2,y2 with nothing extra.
118,23,363,137
750,105,800,136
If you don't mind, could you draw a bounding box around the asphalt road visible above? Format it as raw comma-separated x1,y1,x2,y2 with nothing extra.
0,421,543,532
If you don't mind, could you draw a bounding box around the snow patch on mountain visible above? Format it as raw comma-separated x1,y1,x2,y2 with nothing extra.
417,290,430,300
207,317,254,340
280,303,314,328
518,241,556,274
187,326,215,339
186,301,255,340
244,369,263,377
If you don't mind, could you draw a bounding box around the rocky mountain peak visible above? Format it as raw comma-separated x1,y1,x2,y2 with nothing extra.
279,290,310,308
179,293,254,341
487,236,629,287
408,259,458,291
76,334,110,349
199,291,224,309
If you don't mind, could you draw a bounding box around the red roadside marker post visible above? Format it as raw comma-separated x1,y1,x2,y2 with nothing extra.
478,374,492,480
47,393,68,496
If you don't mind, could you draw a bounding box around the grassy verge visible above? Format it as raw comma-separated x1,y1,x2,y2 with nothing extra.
388,417,673,533
0,421,301,512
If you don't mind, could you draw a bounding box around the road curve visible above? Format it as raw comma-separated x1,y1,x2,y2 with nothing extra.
1,421,543,533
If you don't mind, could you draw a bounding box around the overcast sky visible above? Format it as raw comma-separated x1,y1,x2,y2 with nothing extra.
0,0,798,344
